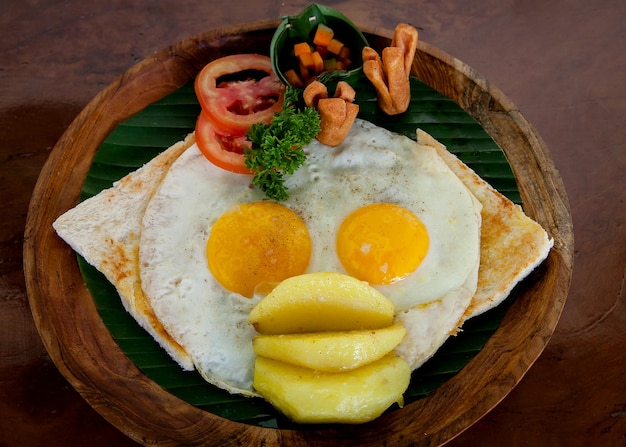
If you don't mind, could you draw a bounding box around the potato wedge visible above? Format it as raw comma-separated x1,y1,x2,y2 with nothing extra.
252,322,406,372
249,272,395,334
253,354,411,424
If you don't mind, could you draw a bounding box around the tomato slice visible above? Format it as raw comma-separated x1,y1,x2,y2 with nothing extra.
195,54,284,135
195,112,253,175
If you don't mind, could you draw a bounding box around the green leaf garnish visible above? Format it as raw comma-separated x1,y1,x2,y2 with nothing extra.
245,85,321,201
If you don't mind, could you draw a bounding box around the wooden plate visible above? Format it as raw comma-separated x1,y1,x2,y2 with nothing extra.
24,20,573,446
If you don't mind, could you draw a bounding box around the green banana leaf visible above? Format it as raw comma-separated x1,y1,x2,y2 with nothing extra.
78,76,521,428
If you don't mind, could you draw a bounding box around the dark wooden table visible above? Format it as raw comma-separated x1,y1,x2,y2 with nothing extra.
2,1,624,446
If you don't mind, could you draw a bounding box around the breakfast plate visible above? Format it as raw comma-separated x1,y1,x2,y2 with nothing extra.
24,15,573,447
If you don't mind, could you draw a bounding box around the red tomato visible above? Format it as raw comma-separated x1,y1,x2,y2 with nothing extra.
195,112,253,175
195,54,284,135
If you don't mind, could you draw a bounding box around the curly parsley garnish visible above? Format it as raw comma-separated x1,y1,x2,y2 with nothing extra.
244,86,321,201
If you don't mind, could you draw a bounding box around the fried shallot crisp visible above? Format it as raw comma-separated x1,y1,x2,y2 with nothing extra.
362,23,418,115
304,80,359,147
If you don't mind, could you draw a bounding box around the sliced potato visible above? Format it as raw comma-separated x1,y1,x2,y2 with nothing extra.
252,322,406,372
249,272,395,335
253,354,411,424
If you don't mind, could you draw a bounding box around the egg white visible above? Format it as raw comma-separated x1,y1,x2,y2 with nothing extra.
138,119,481,394
284,119,482,311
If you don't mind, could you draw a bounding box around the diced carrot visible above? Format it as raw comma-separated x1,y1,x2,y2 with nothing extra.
311,51,324,73
287,24,355,81
313,23,334,47
326,38,344,55
294,42,311,57
316,44,330,59
298,51,315,69
284,69,304,88
338,46,351,61
299,62,310,80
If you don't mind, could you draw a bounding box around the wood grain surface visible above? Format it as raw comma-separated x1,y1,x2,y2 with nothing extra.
22,19,572,447
3,1,625,446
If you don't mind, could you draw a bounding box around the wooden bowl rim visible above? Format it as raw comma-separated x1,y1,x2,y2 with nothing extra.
23,19,573,447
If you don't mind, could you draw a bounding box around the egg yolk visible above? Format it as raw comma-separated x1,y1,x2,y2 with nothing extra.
207,202,312,298
336,203,429,285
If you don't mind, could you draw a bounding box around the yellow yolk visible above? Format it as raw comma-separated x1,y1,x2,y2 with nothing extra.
207,202,312,297
336,203,429,285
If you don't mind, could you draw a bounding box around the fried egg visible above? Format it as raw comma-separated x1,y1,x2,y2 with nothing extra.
138,119,482,394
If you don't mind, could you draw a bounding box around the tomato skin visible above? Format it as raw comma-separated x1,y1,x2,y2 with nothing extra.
195,112,253,175
195,54,284,135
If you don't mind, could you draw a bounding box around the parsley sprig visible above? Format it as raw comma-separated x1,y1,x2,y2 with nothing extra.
245,86,320,201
